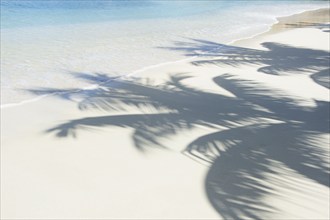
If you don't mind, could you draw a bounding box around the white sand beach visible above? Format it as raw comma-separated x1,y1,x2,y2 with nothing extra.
1,8,329,219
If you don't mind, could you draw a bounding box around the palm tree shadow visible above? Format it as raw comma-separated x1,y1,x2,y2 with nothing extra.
27,39,329,219
166,39,330,219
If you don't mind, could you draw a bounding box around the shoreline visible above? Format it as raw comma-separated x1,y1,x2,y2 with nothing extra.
233,7,330,46
1,7,329,110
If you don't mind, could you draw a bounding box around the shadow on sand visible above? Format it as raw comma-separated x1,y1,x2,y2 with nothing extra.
284,22,330,32
28,39,330,219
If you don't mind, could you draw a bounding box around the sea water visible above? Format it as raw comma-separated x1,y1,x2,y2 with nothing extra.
1,0,328,106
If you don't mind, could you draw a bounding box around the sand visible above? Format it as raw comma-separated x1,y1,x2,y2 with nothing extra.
1,8,329,219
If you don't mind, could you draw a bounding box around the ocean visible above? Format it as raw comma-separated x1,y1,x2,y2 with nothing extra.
1,0,328,106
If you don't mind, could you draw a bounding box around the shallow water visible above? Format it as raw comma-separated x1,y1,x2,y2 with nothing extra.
1,0,328,105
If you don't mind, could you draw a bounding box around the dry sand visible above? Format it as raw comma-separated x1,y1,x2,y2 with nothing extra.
1,8,329,219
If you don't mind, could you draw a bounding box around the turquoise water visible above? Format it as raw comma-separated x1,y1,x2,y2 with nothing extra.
1,0,326,29
1,0,240,29
1,1,328,105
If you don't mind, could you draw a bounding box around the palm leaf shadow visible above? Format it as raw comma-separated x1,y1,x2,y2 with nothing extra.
35,73,268,151
161,39,330,77
27,39,329,219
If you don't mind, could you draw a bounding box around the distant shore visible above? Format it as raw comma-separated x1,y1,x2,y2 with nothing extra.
234,7,330,46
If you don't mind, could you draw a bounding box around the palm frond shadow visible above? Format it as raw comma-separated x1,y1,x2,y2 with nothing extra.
33,73,267,151
27,40,329,219
161,39,330,77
